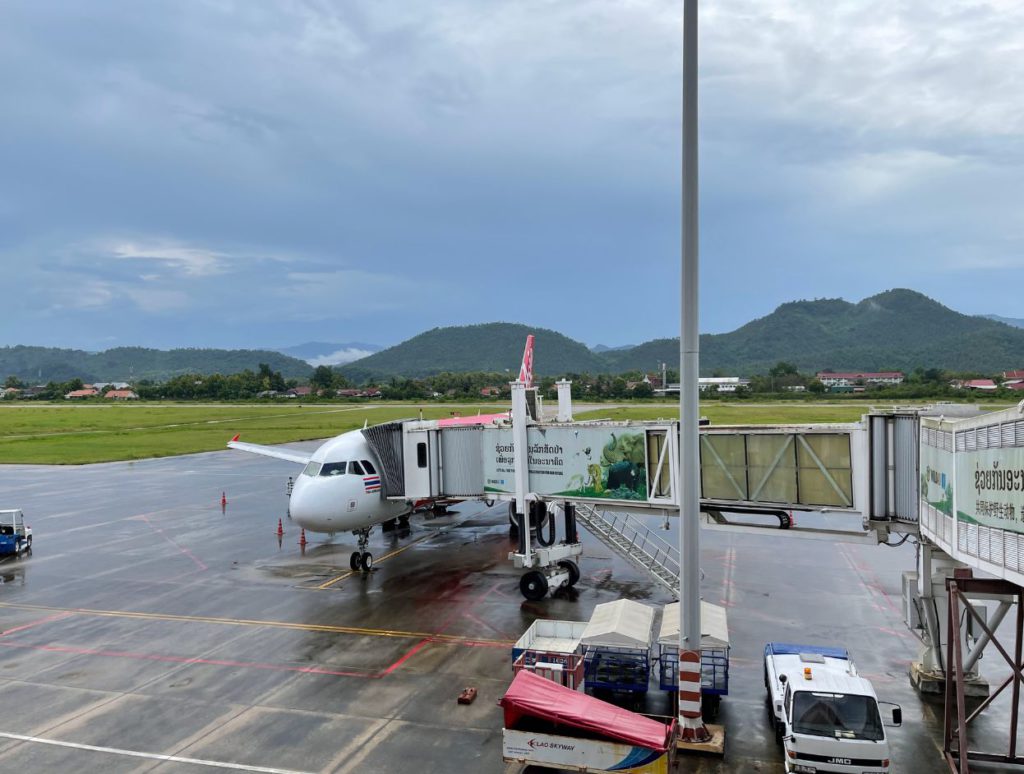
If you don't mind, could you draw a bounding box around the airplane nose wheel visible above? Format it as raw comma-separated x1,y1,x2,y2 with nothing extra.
351,528,374,573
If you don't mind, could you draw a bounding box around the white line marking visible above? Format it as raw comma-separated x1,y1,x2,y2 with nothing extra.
0,732,316,774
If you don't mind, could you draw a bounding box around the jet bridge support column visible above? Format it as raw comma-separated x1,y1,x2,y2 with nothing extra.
911,543,990,698
507,381,580,600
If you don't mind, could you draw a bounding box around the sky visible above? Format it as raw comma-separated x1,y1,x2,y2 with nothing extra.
1,1,1022,353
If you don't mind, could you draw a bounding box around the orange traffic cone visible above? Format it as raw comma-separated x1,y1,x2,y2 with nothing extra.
221,492,227,508
277,518,284,537
298,528,307,548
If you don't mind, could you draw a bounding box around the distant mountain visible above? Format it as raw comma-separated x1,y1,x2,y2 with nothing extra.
591,343,634,353
0,346,313,383
605,289,1024,375
277,341,384,366
983,314,1024,329
340,323,608,381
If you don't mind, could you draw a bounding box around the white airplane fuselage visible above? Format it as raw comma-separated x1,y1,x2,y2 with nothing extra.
289,431,408,534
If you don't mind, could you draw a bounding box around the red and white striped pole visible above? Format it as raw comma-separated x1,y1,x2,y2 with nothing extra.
678,0,710,743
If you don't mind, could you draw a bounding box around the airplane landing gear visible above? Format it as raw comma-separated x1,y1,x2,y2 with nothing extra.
350,528,373,572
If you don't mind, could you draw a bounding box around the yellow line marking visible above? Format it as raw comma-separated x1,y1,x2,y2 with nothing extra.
0,602,513,646
317,532,436,589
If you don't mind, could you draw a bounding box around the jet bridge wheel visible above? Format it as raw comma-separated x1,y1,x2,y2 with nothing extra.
519,570,549,601
557,559,580,587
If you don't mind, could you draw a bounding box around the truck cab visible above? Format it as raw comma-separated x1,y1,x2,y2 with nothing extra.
0,509,32,557
764,643,901,774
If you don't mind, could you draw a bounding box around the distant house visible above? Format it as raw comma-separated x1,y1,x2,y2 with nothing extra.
1006,382,1024,391
65,388,99,399
480,386,501,397
104,389,138,400
0,388,20,399
816,371,904,387
336,387,382,399
1004,370,1024,380
655,377,750,395
287,386,313,398
951,379,997,391
93,382,131,391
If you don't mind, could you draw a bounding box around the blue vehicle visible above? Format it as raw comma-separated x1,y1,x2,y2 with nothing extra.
0,510,32,557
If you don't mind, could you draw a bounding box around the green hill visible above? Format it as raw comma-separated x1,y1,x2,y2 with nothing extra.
0,346,313,383
339,323,608,381
606,289,1024,375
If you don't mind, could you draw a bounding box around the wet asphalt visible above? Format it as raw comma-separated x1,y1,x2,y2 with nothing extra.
0,445,1018,773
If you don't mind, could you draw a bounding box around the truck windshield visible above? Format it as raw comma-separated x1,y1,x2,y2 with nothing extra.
792,691,884,741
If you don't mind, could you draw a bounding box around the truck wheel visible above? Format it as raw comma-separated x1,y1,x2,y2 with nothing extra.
520,571,548,601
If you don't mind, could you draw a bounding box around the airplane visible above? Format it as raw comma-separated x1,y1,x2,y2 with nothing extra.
227,335,535,573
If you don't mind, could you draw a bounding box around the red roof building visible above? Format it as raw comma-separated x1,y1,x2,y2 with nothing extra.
65,388,99,399
104,389,138,400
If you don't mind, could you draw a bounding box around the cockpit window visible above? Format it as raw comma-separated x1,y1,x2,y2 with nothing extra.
362,460,376,474
302,461,322,477
349,460,365,475
319,462,347,476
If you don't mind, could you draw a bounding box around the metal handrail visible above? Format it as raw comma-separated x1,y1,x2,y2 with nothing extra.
574,503,681,593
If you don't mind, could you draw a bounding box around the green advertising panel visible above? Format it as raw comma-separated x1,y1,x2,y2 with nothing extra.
920,437,954,518
482,426,651,502
955,446,1024,534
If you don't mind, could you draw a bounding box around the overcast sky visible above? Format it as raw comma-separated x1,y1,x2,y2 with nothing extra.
1,1,1022,352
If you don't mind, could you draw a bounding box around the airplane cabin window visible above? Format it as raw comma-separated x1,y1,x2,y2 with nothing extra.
349,461,365,475
362,460,376,474
302,461,322,477
319,461,347,476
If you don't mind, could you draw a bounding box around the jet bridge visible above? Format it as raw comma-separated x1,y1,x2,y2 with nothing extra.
360,398,922,601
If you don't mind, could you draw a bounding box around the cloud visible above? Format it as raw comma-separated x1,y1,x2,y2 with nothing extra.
110,241,227,277
1,1,1023,348
307,348,378,367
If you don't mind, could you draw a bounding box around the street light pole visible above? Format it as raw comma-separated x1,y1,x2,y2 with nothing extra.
678,0,709,743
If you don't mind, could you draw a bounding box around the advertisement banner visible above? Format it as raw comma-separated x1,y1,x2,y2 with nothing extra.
482,426,651,503
920,439,955,518
955,446,1024,534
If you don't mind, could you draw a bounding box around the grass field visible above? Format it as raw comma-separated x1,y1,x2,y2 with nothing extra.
1,399,1012,465
0,403,495,464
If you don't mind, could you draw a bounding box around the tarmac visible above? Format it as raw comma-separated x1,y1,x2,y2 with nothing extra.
0,444,1018,773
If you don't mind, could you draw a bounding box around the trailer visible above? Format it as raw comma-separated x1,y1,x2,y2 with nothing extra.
512,618,588,690
0,510,31,558
500,669,675,774
656,601,730,718
581,600,655,705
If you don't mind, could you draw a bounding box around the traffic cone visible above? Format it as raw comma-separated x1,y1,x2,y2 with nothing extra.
298,528,307,548
277,518,284,537
221,492,227,508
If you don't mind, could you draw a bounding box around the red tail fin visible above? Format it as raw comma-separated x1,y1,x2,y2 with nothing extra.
517,334,535,387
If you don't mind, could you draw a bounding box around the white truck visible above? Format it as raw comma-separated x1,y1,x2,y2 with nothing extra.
764,643,901,774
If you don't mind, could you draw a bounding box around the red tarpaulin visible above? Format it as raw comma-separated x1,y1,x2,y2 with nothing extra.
498,670,673,751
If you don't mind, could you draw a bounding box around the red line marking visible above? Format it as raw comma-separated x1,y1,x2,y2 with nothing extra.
0,641,373,678
0,612,71,637
138,515,208,572
380,638,431,676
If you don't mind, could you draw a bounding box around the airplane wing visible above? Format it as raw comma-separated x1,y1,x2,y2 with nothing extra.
227,435,312,465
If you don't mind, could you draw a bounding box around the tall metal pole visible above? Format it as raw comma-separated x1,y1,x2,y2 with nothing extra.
677,0,709,742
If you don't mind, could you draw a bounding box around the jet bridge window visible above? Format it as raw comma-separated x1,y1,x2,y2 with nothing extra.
349,461,365,475
319,462,347,477
302,461,322,477
416,442,428,468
